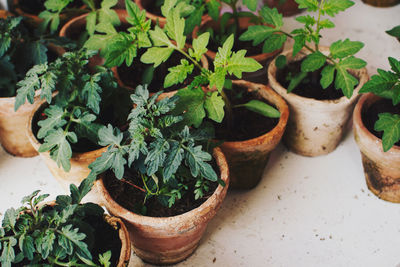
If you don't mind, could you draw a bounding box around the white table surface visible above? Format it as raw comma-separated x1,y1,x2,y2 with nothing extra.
1,0,400,266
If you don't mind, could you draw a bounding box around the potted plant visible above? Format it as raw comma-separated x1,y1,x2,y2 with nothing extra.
353,56,400,202
192,0,282,82
387,25,400,41
86,85,229,264
0,178,131,266
0,15,65,157
16,49,130,195
140,9,288,189
241,0,369,156
135,0,221,33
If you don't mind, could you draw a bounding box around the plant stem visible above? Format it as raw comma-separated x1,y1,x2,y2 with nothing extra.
230,0,240,37
120,178,146,192
176,47,204,72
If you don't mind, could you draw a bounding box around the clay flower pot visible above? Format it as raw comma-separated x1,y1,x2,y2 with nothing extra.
362,0,399,7
263,0,303,16
219,80,289,189
0,93,40,157
268,47,369,157
134,0,216,28
0,10,13,18
193,16,282,83
96,147,229,265
353,93,400,203
27,98,106,203
104,215,132,267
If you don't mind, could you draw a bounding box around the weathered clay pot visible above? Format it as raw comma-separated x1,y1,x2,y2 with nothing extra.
27,98,106,203
268,47,369,156
263,0,303,16
353,93,400,203
96,147,229,265
0,93,40,157
192,16,282,83
135,0,216,28
362,0,399,7
104,215,132,267
0,10,12,18
219,80,289,189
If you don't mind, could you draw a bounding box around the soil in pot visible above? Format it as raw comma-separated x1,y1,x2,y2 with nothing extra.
362,98,400,147
18,0,84,16
103,166,219,217
276,60,345,100
214,85,279,141
137,0,163,16
117,50,202,93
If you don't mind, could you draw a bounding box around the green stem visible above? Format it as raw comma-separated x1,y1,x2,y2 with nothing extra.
230,1,240,37
176,47,204,73
314,0,325,51
141,173,159,196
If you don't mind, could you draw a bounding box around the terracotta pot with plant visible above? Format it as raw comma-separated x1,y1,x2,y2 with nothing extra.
353,56,400,203
241,0,369,156
0,178,131,266
0,16,64,157
89,86,229,264
18,49,131,199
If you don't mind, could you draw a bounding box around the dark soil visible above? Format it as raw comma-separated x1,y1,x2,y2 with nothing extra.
117,50,202,93
214,85,279,141
362,98,400,146
104,168,219,217
140,0,163,16
276,60,346,100
19,0,84,15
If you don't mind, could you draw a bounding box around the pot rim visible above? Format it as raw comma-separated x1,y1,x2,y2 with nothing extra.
353,92,400,153
218,79,289,147
26,97,108,159
192,16,282,62
268,46,369,110
96,147,229,226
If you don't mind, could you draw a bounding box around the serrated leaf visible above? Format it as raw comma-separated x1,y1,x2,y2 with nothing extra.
209,67,227,92
206,0,221,20
161,0,178,17
1,237,16,266
97,124,123,147
163,141,184,181
389,57,400,74
19,235,34,260
295,0,319,11
322,0,354,16
174,87,206,127
243,0,257,11
236,100,280,118
2,208,17,229
99,250,112,267
38,129,72,172
37,105,67,139
185,145,216,181
330,39,364,59
204,91,225,123
295,15,315,25
140,47,174,67
29,41,48,65
15,74,40,111
375,113,400,152
334,65,358,98
320,64,335,89
259,6,283,28
165,9,186,49
320,19,335,28
301,51,326,72
40,71,57,104
82,76,102,114
164,59,194,88
263,33,286,53
86,11,97,36
184,6,203,35
227,50,263,78
60,225,91,260
145,139,170,176
190,32,210,61
75,113,101,144
104,33,137,67
387,25,400,38
338,56,367,70
239,25,275,46
292,34,306,57
39,230,55,259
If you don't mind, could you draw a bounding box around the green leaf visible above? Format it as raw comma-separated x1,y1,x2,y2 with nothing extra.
319,19,335,28
163,141,184,181
29,41,48,65
227,50,263,78
82,75,102,114
185,145,217,181
164,59,194,88
1,237,17,266
259,6,283,28
375,113,400,152
206,0,221,20
97,124,123,147
295,0,319,11
243,0,258,11
39,230,55,259
322,0,354,16
275,55,287,69
175,87,206,127
15,73,41,110
338,56,367,70
37,105,67,139
292,34,306,57
330,39,364,59
287,71,307,93
40,71,57,104
204,91,225,123
239,25,275,46
301,51,326,72
19,235,34,260
86,11,97,36
2,208,17,229
99,250,112,267
145,139,170,176
184,7,203,36
295,15,316,26
161,0,178,17
165,10,186,49
60,225,91,260
89,147,126,179
209,67,227,92
262,34,286,53
140,47,174,67
38,129,72,172
235,100,280,118
320,64,335,89
190,32,210,61
149,26,173,47
389,57,400,74
334,65,358,98
386,25,400,38
75,113,102,144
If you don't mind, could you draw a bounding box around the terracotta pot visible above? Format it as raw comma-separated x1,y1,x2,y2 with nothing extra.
0,93,40,157
263,0,303,16
27,98,106,203
192,16,282,83
112,51,209,92
362,0,399,7
104,215,132,267
0,10,13,18
134,0,216,28
218,80,289,189
96,147,229,265
268,46,369,156
353,93,400,202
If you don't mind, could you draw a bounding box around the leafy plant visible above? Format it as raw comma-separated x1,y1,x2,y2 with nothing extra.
141,9,279,127
0,16,67,97
240,0,367,98
359,57,400,152
15,49,130,172
89,85,221,208
386,25,400,39
39,0,120,37
0,178,116,266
